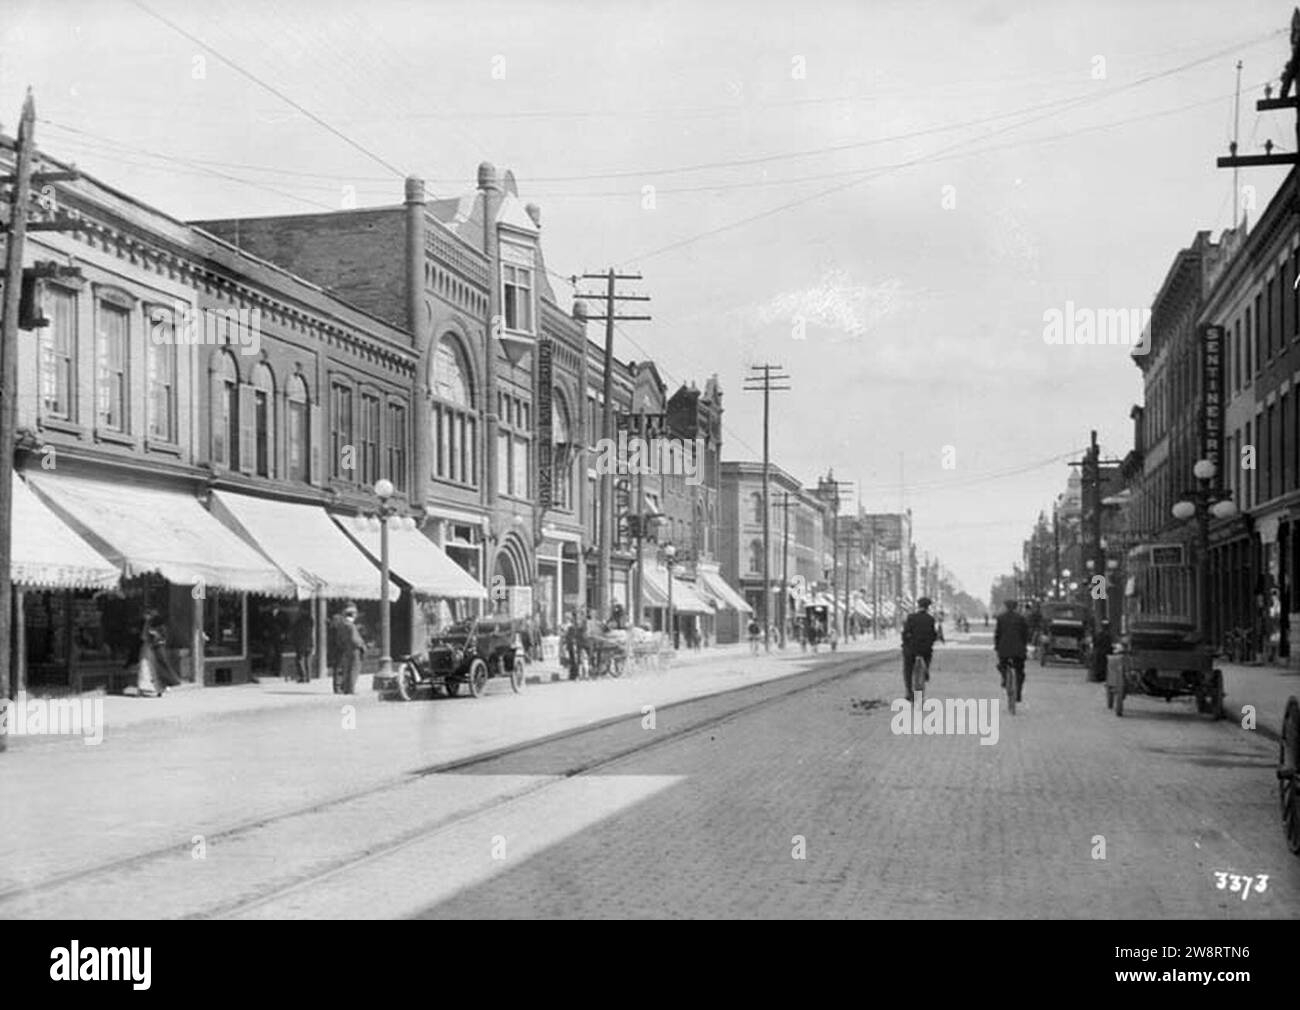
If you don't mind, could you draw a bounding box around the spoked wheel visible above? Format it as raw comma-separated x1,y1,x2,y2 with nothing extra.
1005,666,1016,715
1114,672,1125,717
467,658,489,698
510,657,527,693
395,661,420,702
608,652,626,679
911,656,928,695
1279,697,1300,855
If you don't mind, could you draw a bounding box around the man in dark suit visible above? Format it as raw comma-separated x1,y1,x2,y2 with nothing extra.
995,599,1031,703
901,597,941,702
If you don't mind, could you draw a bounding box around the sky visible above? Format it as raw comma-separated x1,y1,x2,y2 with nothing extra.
1,0,1295,602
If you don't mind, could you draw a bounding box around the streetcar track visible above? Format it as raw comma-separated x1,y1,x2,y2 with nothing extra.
0,648,901,911
197,649,897,919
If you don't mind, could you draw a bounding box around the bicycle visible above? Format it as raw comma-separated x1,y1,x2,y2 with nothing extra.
911,654,929,697
998,658,1016,715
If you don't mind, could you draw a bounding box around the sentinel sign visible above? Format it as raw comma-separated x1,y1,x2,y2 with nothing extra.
1201,323,1224,475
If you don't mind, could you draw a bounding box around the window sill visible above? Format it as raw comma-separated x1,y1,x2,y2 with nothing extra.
37,417,86,439
94,428,137,449
432,477,479,492
145,439,183,457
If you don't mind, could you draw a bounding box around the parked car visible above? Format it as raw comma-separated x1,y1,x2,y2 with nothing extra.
376,616,527,700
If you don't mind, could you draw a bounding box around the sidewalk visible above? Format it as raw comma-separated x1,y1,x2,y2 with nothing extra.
49,636,903,737
1217,661,1300,741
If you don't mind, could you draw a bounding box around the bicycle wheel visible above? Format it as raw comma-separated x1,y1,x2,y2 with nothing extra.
1005,663,1016,715
911,655,928,694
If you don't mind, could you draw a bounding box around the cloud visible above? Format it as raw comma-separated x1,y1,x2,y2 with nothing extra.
746,267,905,342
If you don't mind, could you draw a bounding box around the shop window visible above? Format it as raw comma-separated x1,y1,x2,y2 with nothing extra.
204,592,244,657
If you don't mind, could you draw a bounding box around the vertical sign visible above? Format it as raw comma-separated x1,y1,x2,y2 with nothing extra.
537,336,554,512
1201,323,1224,476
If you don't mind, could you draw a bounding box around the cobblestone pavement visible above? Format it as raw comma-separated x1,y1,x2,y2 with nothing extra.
227,644,1300,919
8,641,1296,919
0,640,889,908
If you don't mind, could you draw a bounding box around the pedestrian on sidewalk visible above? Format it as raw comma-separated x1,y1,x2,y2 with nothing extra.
334,604,365,695
995,599,1031,704
293,606,315,683
747,617,761,655
328,604,357,694
901,597,940,703
128,609,180,697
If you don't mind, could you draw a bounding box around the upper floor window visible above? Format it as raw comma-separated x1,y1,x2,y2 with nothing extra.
497,391,531,499
431,334,477,487
360,392,381,486
287,374,310,483
552,395,573,511
212,352,239,468
748,539,764,574
386,401,408,493
750,491,763,524
331,382,354,481
96,301,130,433
253,363,275,477
40,287,77,421
502,264,533,333
147,307,177,443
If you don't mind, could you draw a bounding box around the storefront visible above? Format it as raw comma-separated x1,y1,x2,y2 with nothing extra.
694,562,751,646
535,529,582,636
639,561,714,644
25,472,293,688
207,489,397,677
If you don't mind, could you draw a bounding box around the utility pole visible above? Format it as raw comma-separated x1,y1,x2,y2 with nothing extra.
817,473,853,639
1070,430,1123,623
743,364,790,652
1053,500,1061,600
572,270,650,620
0,92,83,752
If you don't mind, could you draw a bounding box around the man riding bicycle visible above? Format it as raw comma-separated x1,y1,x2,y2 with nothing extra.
995,599,1031,704
901,597,942,702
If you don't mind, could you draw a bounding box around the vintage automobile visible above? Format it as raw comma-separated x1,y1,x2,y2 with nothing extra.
1037,601,1092,667
1105,619,1224,719
1280,696,1300,855
377,616,527,700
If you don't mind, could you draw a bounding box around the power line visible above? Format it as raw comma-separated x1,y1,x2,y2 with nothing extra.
129,0,408,179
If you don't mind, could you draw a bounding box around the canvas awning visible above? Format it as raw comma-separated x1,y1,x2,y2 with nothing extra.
12,473,120,590
640,563,714,615
209,490,396,601
696,568,752,613
332,515,487,599
26,473,293,595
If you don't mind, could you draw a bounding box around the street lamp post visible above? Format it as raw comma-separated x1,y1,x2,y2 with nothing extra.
662,542,677,649
371,479,400,679
1173,458,1237,639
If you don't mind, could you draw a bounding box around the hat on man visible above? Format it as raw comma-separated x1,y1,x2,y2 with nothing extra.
917,597,932,610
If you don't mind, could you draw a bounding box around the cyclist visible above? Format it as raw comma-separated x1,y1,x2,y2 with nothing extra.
995,599,1031,704
901,597,941,702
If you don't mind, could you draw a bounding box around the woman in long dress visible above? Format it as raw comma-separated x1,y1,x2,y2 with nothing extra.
131,609,181,697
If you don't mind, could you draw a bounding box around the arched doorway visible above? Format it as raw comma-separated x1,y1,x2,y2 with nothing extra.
490,532,532,617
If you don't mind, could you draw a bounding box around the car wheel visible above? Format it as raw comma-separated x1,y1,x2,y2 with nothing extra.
468,658,489,698
396,661,420,702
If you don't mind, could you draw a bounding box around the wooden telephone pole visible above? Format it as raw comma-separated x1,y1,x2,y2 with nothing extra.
0,92,83,751
572,270,649,620
743,364,790,652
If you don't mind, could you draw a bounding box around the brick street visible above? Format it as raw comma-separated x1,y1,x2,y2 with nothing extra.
4,639,1295,919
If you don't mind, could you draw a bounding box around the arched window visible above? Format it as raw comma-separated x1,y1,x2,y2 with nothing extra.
749,539,764,574
212,352,239,469
253,362,275,478
750,491,763,525
287,373,310,483
431,334,477,487
552,393,572,512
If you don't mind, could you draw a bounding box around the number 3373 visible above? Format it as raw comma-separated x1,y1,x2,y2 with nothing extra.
1214,872,1268,901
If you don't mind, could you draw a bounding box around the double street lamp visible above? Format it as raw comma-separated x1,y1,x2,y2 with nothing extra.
1171,458,1238,635
353,478,415,680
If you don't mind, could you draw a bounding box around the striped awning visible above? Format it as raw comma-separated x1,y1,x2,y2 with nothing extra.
640,563,714,615
12,473,119,590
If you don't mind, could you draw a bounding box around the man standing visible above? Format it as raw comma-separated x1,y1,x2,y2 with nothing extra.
901,597,940,703
995,599,1031,704
1090,619,1113,684
292,606,315,684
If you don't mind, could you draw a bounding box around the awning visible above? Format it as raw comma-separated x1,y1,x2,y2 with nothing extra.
852,598,872,618
27,474,292,595
209,490,396,601
12,473,119,590
640,563,714,615
332,515,487,599
696,568,752,613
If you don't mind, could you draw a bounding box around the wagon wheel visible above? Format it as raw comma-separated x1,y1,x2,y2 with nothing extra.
1114,671,1125,717
395,661,420,702
608,651,626,679
510,656,527,693
467,658,489,698
1279,697,1300,855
